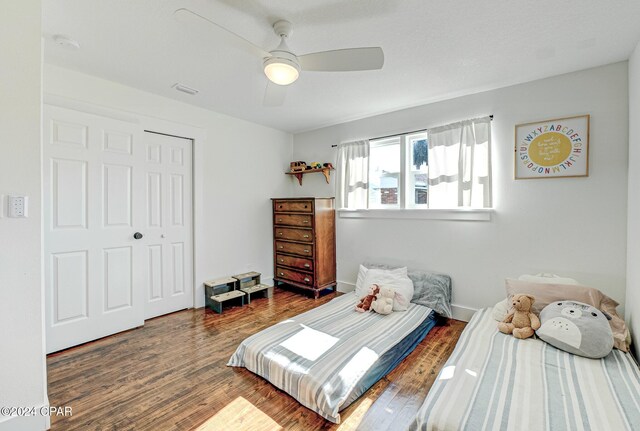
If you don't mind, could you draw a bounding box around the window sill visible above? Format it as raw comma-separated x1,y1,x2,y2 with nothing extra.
337,208,492,221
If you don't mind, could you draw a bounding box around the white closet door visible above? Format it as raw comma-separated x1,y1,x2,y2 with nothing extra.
143,132,193,319
44,105,146,353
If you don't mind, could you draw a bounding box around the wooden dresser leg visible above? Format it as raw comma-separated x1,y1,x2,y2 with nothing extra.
314,290,319,299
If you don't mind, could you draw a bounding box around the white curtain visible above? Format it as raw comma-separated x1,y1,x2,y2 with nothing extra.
336,140,369,209
428,116,492,208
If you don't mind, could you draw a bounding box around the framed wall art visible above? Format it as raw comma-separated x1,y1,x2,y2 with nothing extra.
514,115,589,179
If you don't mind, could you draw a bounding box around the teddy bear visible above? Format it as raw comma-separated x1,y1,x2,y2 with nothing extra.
497,293,541,339
371,286,394,315
356,284,380,312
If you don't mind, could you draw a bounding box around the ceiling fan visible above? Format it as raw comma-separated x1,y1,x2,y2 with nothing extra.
174,8,384,106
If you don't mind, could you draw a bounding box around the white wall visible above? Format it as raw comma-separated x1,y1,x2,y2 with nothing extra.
626,42,640,356
293,62,629,320
44,64,293,308
0,1,49,430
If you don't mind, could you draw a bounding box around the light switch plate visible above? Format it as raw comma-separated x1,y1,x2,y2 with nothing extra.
8,195,28,218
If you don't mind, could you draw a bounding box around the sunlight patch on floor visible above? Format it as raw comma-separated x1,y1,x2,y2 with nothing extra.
337,397,374,431
195,396,282,431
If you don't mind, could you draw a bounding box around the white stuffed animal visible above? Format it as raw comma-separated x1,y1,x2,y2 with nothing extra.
371,286,394,315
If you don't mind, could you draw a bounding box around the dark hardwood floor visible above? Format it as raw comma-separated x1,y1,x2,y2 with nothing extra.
47,288,466,431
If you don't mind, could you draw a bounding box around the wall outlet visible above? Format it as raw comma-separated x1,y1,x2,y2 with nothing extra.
8,195,28,218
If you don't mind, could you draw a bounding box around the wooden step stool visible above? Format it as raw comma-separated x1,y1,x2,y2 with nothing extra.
233,271,273,304
204,277,246,314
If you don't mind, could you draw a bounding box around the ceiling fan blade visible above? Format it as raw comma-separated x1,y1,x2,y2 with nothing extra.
263,81,287,107
174,8,270,58
298,47,384,72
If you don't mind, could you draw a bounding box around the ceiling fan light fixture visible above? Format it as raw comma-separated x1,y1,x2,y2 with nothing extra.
264,57,300,86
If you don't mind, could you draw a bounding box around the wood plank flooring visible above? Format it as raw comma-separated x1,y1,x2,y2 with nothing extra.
47,287,466,431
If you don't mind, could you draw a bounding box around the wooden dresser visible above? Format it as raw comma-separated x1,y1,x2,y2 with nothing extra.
272,197,336,298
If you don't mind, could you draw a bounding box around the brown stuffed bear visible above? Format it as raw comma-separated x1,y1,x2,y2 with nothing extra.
356,284,380,313
498,294,541,339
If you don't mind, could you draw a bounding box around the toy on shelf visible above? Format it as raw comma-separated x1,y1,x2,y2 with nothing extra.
290,161,307,172
285,161,335,186
233,271,273,304
204,277,245,314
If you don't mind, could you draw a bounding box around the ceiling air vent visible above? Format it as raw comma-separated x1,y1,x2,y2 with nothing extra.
172,83,199,95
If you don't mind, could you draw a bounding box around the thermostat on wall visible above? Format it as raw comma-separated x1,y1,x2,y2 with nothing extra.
8,195,28,218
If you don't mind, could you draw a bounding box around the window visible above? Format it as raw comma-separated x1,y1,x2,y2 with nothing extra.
368,137,401,208
337,116,492,212
368,132,429,209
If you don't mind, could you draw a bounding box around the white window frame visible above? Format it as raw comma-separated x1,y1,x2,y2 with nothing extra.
404,132,429,209
343,130,492,221
367,131,431,211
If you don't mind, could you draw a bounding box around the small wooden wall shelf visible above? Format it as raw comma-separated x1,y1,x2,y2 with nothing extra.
286,167,334,186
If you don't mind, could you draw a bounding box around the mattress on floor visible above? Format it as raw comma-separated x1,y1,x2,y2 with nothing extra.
228,292,436,424
410,308,640,431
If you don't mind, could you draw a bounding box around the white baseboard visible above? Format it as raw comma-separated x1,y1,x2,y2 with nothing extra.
0,406,49,431
336,280,355,293
450,304,477,322
336,280,477,322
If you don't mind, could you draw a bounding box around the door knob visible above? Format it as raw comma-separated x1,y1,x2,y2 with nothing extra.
133,232,143,240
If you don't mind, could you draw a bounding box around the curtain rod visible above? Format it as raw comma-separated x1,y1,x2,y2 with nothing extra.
330,114,493,147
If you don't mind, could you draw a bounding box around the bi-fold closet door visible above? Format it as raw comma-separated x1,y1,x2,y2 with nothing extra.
43,105,193,353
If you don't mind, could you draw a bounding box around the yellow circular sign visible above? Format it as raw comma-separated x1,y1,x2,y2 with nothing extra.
528,132,572,167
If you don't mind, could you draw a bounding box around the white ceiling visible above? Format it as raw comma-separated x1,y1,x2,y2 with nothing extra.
43,0,640,133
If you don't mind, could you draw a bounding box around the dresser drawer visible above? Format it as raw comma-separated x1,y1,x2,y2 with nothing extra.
275,241,313,257
276,254,313,271
274,213,312,227
276,266,314,286
274,199,313,213
275,227,313,242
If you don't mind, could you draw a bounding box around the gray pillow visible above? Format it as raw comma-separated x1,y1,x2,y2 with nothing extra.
536,300,613,359
363,263,452,317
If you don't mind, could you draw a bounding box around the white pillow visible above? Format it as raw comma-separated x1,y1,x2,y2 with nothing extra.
360,268,413,311
355,265,407,298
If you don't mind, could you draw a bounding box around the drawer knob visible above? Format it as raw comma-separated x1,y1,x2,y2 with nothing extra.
279,232,283,236
303,234,309,238
303,220,309,224
280,259,284,262
303,249,309,253
278,219,282,222
280,272,284,276
304,205,308,208
279,205,282,208
304,278,310,282
304,263,310,268
279,246,284,249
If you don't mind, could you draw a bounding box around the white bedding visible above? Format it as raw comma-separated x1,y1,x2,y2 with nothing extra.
228,293,434,423
410,308,640,431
